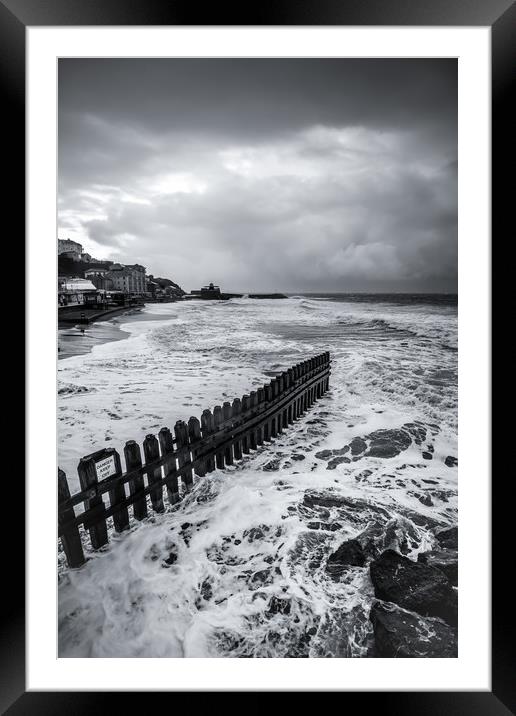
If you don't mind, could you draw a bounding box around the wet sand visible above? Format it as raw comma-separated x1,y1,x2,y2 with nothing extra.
58,306,166,360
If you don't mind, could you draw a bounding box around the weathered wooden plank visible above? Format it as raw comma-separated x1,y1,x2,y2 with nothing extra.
175,420,193,489
143,434,165,512
249,391,258,450
222,402,234,465
213,406,225,469
124,440,148,520
231,398,243,460
265,384,275,440
77,456,108,550
241,395,250,453
256,388,265,445
188,416,206,477
159,427,180,504
201,409,216,473
106,449,129,533
58,468,86,568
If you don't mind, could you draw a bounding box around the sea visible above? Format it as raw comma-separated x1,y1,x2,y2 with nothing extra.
57,293,458,657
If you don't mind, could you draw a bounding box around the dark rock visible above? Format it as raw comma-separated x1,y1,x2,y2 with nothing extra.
315,449,333,460
435,525,458,550
291,454,306,461
326,538,366,576
422,452,433,460
418,494,433,507
370,549,457,625
444,455,458,467
263,459,281,471
307,521,342,532
303,491,355,510
181,522,192,531
243,526,267,542
326,455,350,470
200,579,213,601
249,569,272,587
334,445,351,456
370,601,458,657
418,549,458,585
366,429,412,458
163,551,177,565
350,437,367,455
403,422,428,445
266,596,291,616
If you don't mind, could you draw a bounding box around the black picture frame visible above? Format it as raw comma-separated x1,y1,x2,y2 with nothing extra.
6,0,507,711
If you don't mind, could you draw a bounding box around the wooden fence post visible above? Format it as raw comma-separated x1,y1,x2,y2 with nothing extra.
201,409,216,473
106,448,129,533
249,391,258,450
188,416,206,477
124,440,147,520
213,406,225,469
241,395,251,453
231,398,243,460
143,434,165,512
281,373,289,428
222,402,234,465
175,420,193,489
256,388,265,445
265,384,275,439
58,468,85,568
77,456,108,550
159,427,180,504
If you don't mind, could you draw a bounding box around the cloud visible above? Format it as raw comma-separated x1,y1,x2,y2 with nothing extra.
58,59,457,292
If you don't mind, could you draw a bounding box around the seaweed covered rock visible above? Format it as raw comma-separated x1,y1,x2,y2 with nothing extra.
370,549,457,625
370,601,458,657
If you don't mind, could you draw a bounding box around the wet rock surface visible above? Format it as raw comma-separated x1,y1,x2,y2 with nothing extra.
435,525,458,549
370,601,458,657
370,549,457,625
326,538,367,575
313,421,439,469
418,549,458,585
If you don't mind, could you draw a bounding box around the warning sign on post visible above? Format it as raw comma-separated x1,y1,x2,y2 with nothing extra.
95,454,116,480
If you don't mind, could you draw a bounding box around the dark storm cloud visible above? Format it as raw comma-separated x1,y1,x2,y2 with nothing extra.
58,59,457,292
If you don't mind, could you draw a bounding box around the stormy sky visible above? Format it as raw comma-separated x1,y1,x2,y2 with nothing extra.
58,59,457,293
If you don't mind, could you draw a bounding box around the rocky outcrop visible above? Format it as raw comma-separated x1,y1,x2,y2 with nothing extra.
435,525,458,550
370,601,458,657
369,549,457,625
313,422,438,469
326,538,367,576
418,549,458,585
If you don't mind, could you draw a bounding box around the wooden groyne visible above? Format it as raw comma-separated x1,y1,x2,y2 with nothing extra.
58,352,331,568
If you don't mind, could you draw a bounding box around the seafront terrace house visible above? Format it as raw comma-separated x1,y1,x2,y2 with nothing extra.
104,263,147,295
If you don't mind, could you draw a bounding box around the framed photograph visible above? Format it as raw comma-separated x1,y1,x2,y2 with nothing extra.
6,0,507,710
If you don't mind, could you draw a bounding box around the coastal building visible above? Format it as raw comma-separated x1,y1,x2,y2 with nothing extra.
58,238,83,257
85,268,113,291
105,263,146,295
58,278,98,306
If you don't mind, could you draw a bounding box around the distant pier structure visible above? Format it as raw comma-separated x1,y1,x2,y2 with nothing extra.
186,282,286,301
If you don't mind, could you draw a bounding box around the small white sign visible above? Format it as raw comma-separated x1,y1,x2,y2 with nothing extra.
95,454,116,480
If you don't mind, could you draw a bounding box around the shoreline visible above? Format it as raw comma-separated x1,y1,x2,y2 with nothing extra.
58,303,184,360
58,319,133,360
